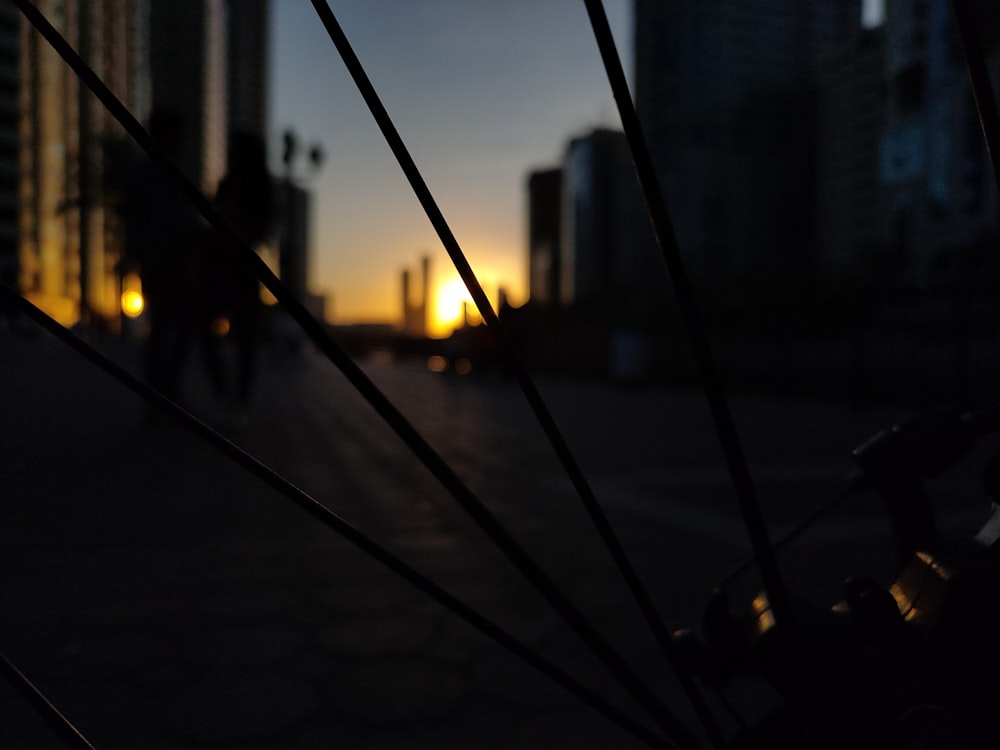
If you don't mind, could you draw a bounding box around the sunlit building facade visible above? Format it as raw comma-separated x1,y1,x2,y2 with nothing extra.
12,0,274,331
17,0,149,328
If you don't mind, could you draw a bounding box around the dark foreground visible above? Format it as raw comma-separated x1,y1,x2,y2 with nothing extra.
2,326,995,748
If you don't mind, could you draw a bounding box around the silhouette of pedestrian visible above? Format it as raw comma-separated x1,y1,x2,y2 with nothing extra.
120,108,201,407
202,131,276,416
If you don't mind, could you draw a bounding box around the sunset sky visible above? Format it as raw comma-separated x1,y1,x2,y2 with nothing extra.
269,1,632,336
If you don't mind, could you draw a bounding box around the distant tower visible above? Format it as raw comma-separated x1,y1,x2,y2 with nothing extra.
401,268,411,331
278,131,325,321
527,167,562,307
401,254,429,336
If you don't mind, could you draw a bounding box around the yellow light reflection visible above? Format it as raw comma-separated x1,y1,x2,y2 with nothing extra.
259,284,278,306
211,316,231,337
427,355,448,373
750,593,776,636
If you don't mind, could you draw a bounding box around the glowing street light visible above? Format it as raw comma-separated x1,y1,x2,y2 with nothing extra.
120,271,144,318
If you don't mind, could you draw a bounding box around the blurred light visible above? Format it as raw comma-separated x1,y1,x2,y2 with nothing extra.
121,290,144,317
120,272,144,317
211,316,231,337
257,246,280,305
454,358,472,375
432,275,476,337
259,283,278,306
861,0,885,29
427,355,448,373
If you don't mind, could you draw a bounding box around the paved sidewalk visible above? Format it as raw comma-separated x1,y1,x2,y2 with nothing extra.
2,327,996,748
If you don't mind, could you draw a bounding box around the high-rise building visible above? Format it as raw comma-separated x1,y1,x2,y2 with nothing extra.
12,0,275,330
559,128,659,313
226,0,269,144
635,0,1000,290
633,0,851,283
77,1,151,326
401,255,429,337
875,0,999,285
148,0,227,195
526,167,562,307
815,24,889,280
17,0,150,328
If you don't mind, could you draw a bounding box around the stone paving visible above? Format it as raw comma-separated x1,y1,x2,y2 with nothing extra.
2,325,997,748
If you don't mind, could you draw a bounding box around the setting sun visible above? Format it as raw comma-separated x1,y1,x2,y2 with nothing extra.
431,275,476,337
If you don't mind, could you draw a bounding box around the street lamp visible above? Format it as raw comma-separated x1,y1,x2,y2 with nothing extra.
120,271,144,318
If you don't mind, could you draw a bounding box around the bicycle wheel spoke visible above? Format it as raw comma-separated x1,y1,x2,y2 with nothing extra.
951,0,1000,197
583,0,792,635
1,651,96,750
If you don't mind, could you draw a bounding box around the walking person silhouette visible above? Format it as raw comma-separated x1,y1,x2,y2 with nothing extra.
201,131,277,421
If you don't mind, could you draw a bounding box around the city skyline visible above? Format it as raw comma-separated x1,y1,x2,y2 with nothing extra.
268,0,632,336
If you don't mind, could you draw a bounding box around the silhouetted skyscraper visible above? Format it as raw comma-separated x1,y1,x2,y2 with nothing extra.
875,0,999,285
148,0,227,194
559,128,659,313
527,168,562,307
226,0,269,144
815,15,889,280
634,0,847,283
401,255,429,337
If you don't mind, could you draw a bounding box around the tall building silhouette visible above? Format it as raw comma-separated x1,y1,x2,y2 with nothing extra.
874,0,999,286
635,0,1000,289
401,255,429,337
526,167,562,307
226,0,269,144
814,21,888,280
148,0,227,195
559,128,658,312
633,0,851,284
149,0,271,193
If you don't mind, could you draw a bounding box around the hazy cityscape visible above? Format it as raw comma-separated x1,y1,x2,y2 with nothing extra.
5,0,1000,747
2,1,1000,401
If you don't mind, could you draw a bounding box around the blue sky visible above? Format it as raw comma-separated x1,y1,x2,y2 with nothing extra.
269,0,631,332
